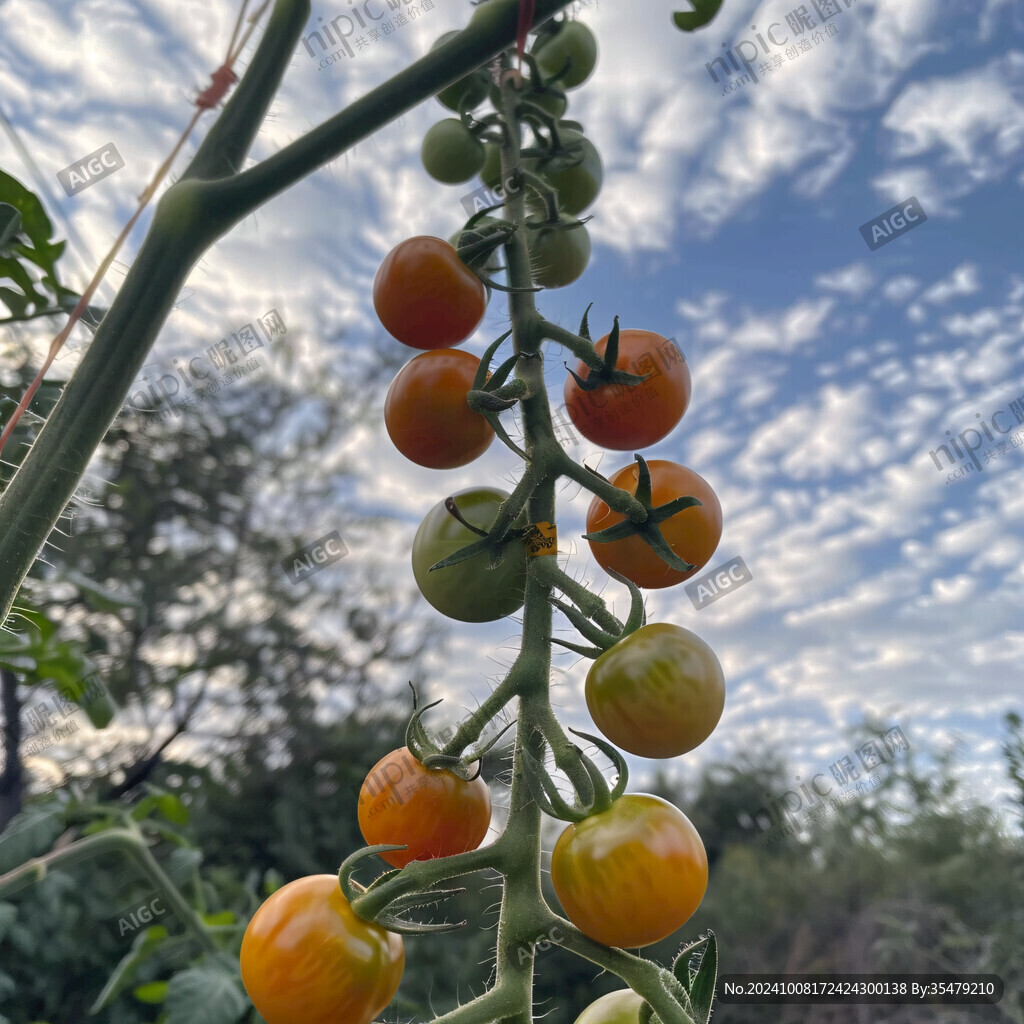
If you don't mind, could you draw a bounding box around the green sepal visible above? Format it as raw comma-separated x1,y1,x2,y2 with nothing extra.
605,569,647,636
482,409,529,461
578,301,594,342
549,597,619,651
405,697,445,760
549,636,605,660
520,737,586,823
482,352,520,391
566,727,629,801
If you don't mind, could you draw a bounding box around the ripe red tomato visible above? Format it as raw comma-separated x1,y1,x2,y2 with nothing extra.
574,990,645,1024
358,746,491,869
384,350,494,469
240,874,404,1024
550,794,708,948
586,460,722,589
564,330,690,450
373,236,486,350
585,623,725,758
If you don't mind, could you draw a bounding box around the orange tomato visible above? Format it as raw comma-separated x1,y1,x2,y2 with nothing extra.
240,874,404,1024
586,460,722,589
358,746,491,869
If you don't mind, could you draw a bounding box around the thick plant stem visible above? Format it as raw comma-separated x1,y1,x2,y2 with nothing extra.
0,0,578,627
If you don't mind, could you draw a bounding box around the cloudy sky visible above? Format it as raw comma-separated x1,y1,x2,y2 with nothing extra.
2,0,1023,825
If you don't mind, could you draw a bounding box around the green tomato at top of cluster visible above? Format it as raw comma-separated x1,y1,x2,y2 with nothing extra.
411,487,528,623
532,20,598,89
421,119,485,184
573,990,645,1024
431,31,490,111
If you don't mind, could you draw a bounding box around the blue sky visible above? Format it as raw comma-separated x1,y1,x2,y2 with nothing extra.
1,0,1023,826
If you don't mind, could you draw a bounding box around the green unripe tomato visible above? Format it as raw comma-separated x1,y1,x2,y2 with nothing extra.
412,488,528,623
421,119,485,184
431,32,490,111
468,0,519,32
573,990,645,1024
527,217,591,288
480,142,503,189
533,20,598,89
536,130,602,214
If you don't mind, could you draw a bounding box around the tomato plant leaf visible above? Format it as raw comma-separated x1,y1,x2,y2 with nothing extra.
163,958,248,1024
688,930,717,1023
672,0,725,32
0,802,66,875
0,203,21,251
133,980,170,1003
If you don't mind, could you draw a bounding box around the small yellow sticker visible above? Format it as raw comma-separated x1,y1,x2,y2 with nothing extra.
524,522,557,558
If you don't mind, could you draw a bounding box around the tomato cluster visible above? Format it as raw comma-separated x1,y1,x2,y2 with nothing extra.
241,14,729,1024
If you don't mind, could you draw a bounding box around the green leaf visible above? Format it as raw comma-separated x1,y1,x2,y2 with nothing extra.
133,981,170,1004
688,931,718,1023
200,910,236,926
0,204,21,251
0,804,66,875
157,794,190,826
673,0,725,31
163,961,248,1024
90,925,173,1012
0,169,78,323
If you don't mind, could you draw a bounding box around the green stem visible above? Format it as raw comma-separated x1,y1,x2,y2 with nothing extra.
0,826,217,954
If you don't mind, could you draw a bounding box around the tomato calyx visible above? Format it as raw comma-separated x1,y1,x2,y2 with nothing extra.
583,455,701,574
547,567,647,660
339,846,470,935
403,689,513,778
565,312,651,393
520,727,627,822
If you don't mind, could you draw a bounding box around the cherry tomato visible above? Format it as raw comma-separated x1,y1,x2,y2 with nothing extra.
240,874,404,1024
586,461,722,589
550,794,708,948
533,20,598,89
574,990,645,1024
421,119,485,184
585,623,725,758
432,32,490,111
385,350,494,469
358,746,491,869
374,236,486,350
536,130,603,215
527,217,591,288
412,487,528,622
564,330,690,450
